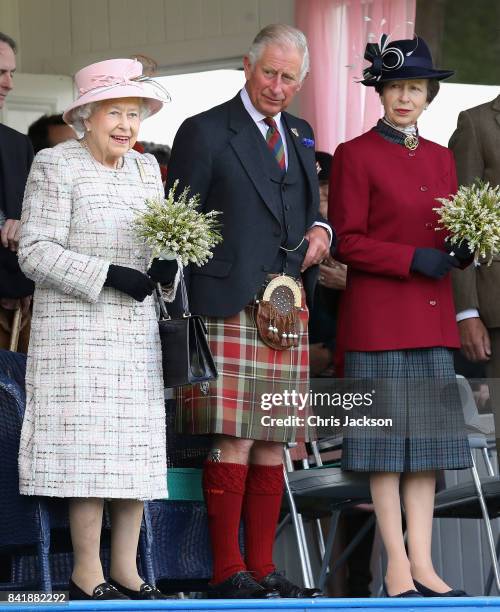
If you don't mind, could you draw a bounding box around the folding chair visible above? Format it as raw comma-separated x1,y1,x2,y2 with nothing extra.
282,440,372,591
431,376,500,594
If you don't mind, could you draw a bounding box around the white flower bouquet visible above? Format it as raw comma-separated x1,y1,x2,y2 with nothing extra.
135,180,223,267
434,180,500,265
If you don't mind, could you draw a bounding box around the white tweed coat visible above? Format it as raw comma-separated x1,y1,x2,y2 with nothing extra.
18,139,168,500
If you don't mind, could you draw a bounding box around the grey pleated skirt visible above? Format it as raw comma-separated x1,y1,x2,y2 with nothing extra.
342,348,472,472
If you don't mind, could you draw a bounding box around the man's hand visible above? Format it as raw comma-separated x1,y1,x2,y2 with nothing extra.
301,226,330,272
458,317,491,362
1,219,21,252
318,257,347,290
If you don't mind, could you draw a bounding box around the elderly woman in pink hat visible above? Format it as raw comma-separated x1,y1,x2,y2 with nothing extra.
17,59,176,600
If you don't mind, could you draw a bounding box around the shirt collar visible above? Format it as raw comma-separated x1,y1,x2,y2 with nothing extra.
240,86,282,126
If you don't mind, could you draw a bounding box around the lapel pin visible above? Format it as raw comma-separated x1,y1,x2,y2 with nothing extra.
291,128,299,137
301,137,315,148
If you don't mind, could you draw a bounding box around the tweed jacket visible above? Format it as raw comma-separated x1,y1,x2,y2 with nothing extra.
17,140,168,499
329,129,460,352
449,95,500,328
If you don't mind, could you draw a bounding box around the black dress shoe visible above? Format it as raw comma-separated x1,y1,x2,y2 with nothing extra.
68,579,129,600
109,578,175,599
208,571,280,599
260,571,325,598
413,579,468,597
383,582,423,598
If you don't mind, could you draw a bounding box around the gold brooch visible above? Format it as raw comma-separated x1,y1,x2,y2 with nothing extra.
404,134,419,151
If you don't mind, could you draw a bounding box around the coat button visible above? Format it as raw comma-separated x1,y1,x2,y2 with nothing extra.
281,184,287,192
285,204,290,211
262,265,270,272
136,362,145,370
420,185,428,192
425,222,433,229
429,300,437,306
408,151,416,157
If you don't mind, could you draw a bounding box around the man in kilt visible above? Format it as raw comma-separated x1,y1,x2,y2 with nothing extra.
166,24,333,599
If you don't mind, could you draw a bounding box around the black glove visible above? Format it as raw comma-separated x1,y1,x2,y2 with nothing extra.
147,258,179,285
445,239,473,264
410,248,459,280
104,264,155,302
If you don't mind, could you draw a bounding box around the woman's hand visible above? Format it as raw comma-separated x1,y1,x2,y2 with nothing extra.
147,258,178,285
318,257,347,290
410,248,459,279
104,264,155,301
445,240,473,265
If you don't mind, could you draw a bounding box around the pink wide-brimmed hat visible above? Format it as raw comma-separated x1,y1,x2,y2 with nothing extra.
63,58,169,124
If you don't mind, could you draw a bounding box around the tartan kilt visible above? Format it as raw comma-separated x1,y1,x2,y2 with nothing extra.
176,299,311,443
342,348,472,473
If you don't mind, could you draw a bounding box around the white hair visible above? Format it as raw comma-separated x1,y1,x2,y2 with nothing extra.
68,99,151,137
247,24,310,82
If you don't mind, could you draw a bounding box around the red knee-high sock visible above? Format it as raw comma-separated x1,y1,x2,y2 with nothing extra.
242,463,284,581
203,461,248,584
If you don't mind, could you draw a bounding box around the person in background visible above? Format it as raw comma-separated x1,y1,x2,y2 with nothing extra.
330,36,471,598
135,141,170,187
309,150,346,376
18,58,177,601
449,94,500,450
27,113,74,153
166,24,332,599
0,31,34,352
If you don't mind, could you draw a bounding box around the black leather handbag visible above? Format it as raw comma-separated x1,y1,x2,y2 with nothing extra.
156,272,218,388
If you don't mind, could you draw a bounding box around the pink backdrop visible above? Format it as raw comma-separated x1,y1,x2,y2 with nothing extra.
296,0,416,154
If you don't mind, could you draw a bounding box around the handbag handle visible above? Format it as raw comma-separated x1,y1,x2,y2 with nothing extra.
155,266,191,320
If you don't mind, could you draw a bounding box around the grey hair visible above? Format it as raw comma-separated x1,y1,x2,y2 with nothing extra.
247,24,310,82
68,100,151,137
0,31,17,53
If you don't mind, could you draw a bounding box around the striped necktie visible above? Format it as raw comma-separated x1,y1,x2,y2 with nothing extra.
264,116,286,171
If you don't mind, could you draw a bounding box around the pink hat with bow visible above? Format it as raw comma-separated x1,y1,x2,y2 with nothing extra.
63,58,168,124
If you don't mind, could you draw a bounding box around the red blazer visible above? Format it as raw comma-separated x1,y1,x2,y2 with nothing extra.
329,129,460,352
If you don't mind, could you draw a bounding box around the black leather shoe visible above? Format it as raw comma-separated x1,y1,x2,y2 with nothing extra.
413,579,468,597
260,571,324,598
69,579,129,600
209,571,280,599
109,578,175,599
383,582,423,598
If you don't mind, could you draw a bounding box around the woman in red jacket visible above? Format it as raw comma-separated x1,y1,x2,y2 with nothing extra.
329,36,471,598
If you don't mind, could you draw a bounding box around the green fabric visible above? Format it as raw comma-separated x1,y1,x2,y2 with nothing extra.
166,468,203,501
